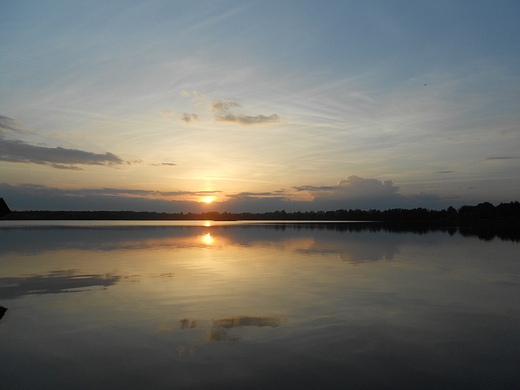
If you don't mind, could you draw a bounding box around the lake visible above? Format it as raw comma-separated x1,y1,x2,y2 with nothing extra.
0,221,519,389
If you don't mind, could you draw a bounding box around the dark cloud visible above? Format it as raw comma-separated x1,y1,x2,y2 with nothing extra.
180,113,202,124
436,170,454,174
482,156,519,160
210,98,281,126
216,113,280,126
156,190,222,197
0,183,223,212
150,162,177,167
0,115,24,133
56,187,221,198
226,191,289,200
0,115,127,169
294,185,337,192
210,99,242,112
295,175,399,197
0,175,463,213
0,137,125,168
294,175,405,210
51,164,85,170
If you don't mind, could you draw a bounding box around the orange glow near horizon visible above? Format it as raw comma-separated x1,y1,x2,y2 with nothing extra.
202,196,214,203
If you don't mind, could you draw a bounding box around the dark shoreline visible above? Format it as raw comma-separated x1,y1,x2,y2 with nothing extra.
2,201,519,224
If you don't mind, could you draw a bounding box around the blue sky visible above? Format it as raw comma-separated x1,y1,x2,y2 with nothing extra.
1,0,519,212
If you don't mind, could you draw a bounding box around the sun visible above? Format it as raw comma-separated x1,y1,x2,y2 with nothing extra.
202,196,214,203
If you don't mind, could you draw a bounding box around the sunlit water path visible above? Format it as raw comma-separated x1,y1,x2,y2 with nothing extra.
0,221,519,389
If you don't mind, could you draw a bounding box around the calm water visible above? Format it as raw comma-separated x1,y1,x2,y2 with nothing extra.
0,221,519,389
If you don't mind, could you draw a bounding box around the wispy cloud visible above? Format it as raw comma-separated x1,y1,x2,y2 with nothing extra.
150,162,177,167
436,170,454,174
51,164,85,171
0,183,221,199
226,191,289,200
180,113,203,124
210,99,242,112
77,188,222,197
216,113,281,126
0,115,26,133
295,175,399,196
482,156,519,160
210,98,281,126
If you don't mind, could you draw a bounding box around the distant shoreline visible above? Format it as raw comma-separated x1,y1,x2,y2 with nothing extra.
1,201,519,225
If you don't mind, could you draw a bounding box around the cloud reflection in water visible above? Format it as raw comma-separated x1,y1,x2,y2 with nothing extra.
0,270,121,300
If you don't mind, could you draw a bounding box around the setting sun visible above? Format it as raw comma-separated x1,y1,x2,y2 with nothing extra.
202,196,214,203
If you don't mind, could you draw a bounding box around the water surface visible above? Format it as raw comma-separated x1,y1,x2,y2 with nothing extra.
0,221,519,389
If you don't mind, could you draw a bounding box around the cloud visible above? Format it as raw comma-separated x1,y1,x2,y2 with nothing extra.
436,170,454,174
295,175,399,197
0,115,127,169
210,98,281,126
295,175,404,210
482,156,519,161
226,191,290,200
0,176,463,213
216,113,281,126
51,164,85,171
0,115,25,133
0,183,224,212
210,99,242,112
0,184,220,199
180,113,203,124
150,162,177,167
72,187,221,198
0,137,125,168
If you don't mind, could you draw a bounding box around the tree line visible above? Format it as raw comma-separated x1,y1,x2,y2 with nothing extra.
2,201,519,225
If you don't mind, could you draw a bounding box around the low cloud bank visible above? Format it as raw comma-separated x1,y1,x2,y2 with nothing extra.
294,175,404,210
0,115,127,169
0,138,124,169
0,176,459,213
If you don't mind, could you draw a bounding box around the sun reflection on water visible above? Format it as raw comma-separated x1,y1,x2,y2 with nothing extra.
202,233,213,245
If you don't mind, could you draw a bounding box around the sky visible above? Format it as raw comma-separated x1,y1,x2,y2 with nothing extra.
1,0,519,213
